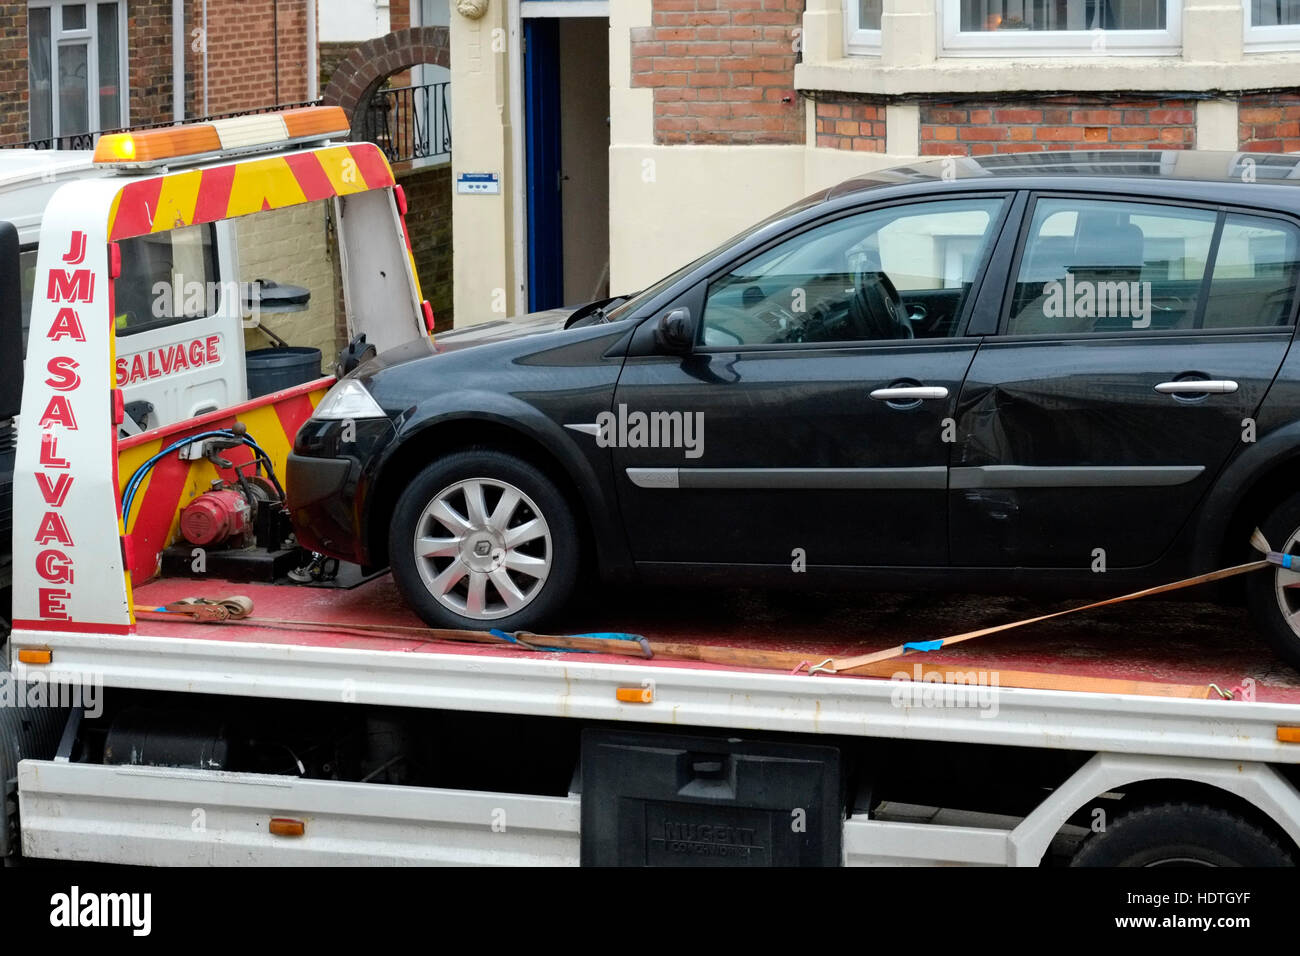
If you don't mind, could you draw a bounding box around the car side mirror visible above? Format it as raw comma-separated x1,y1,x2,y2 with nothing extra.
655,307,695,353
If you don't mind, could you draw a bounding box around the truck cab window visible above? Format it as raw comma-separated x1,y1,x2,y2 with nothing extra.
114,224,219,336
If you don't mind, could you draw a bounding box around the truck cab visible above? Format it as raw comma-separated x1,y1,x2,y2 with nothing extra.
4,109,430,437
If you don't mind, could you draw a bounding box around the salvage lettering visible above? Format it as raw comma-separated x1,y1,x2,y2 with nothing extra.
115,335,221,387
33,236,89,622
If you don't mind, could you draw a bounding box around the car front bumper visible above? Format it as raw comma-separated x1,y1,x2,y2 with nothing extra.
286,417,396,565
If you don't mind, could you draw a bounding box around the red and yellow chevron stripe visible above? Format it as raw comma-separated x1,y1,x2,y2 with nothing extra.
118,379,330,587
106,142,396,241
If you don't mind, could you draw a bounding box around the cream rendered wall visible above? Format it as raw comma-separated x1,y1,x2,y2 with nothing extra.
450,2,519,325
608,1,921,295
456,1,1287,322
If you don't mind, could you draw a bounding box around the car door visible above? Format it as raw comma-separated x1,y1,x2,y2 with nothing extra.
951,193,1300,569
609,194,1015,569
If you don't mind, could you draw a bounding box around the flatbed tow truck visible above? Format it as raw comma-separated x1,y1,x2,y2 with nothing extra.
3,110,1300,868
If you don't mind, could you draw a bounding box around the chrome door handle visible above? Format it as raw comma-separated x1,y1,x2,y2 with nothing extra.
1154,380,1238,395
870,386,949,401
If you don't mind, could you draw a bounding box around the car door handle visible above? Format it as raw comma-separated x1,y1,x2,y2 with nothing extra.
870,386,949,401
1154,380,1239,395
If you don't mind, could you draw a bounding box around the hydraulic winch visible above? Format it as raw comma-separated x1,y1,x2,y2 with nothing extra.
122,423,302,582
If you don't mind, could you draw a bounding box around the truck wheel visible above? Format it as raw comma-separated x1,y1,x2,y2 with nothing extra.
388,450,578,632
1070,802,1294,867
1246,490,1300,671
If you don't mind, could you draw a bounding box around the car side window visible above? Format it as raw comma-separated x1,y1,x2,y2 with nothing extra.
1007,197,1218,336
700,197,1005,347
1202,214,1300,329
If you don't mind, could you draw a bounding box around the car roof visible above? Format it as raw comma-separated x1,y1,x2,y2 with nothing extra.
828,149,1300,195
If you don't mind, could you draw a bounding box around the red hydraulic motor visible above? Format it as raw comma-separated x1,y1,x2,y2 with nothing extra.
179,488,252,547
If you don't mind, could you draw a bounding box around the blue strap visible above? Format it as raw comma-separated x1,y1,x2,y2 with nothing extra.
903,639,945,653
489,629,652,658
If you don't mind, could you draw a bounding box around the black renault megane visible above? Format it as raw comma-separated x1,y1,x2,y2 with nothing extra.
288,150,1300,669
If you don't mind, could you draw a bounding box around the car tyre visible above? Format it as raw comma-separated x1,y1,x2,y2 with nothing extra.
1246,490,1300,671
1070,802,1293,867
388,450,578,632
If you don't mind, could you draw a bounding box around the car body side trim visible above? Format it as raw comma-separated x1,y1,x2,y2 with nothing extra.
625,467,947,490
950,465,1205,489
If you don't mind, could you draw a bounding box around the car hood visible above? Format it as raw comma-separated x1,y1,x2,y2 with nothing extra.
432,307,578,352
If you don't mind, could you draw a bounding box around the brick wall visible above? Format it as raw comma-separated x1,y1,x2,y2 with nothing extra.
0,0,317,146
130,0,177,129
630,0,803,146
0,3,27,144
190,0,311,116
399,163,454,332
1239,92,1300,152
320,40,354,95
814,96,885,153
917,98,1197,156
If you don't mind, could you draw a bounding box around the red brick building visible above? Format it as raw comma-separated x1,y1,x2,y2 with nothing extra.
619,1,1300,158
0,0,317,148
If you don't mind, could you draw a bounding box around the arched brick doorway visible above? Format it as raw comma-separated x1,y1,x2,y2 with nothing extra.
322,26,450,139
323,26,455,329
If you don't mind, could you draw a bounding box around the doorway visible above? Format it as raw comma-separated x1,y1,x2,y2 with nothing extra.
523,14,610,311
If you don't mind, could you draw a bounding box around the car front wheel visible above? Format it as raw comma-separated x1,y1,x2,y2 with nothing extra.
1246,490,1300,672
388,450,578,632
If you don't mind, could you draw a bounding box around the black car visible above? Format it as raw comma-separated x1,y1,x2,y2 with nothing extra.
288,150,1300,668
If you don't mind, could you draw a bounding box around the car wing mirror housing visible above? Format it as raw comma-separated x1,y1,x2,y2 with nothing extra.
655,307,695,353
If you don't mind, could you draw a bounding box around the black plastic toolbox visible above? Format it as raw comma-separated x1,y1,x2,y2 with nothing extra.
580,729,843,866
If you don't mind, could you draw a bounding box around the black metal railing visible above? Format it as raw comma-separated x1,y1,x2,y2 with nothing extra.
0,101,322,151
361,81,451,165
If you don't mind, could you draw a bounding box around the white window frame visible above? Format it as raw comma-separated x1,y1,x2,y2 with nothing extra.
27,0,130,142
939,0,1181,57
845,1,882,56
1244,1,1300,52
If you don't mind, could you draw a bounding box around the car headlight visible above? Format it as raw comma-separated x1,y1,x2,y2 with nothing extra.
312,378,386,421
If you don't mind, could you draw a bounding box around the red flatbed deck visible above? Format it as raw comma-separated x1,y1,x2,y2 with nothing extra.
131,574,1300,704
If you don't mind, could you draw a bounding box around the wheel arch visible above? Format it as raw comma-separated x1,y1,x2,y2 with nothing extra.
363,411,633,582
1010,752,1300,866
1193,419,1300,570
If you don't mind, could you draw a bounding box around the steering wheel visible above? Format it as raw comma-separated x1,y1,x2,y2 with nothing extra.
849,271,913,340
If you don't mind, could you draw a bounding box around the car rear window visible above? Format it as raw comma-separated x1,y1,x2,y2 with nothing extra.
1202,213,1300,329
1008,197,1300,335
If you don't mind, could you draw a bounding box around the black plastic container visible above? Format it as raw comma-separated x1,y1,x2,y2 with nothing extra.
580,729,842,866
245,346,323,398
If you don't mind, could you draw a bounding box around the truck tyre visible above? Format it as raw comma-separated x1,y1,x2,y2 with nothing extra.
1246,490,1300,671
388,450,578,632
1070,802,1294,867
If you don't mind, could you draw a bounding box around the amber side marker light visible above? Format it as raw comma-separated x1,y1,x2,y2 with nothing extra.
269,818,306,837
1278,727,1300,743
17,647,52,665
616,685,654,704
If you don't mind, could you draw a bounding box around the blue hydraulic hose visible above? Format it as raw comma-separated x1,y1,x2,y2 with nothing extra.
121,429,277,525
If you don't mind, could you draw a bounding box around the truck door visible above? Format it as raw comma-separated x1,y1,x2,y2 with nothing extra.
335,189,428,355
112,221,246,432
